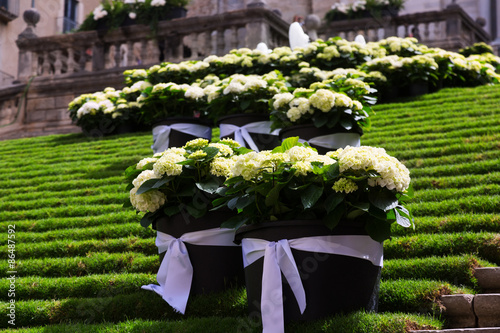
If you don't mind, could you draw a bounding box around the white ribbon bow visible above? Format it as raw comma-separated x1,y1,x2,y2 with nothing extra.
141,227,239,314
151,123,212,153
219,120,280,152
241,235,383,333
298,132,361,150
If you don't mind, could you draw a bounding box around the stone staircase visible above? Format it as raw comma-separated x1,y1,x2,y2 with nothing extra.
412,268,500,333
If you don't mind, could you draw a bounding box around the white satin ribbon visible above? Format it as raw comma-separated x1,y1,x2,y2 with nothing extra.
241,235,383,333
141,227,239,314
219,120,280,152
151,123,212,153
298,132,361,150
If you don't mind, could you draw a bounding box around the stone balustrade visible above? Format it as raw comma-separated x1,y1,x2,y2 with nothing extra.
320,3,490,51
15,7,289,81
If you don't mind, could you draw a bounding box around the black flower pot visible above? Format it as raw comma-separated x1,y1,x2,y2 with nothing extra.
235,220,382,323
218,113,280,151
151,117,212,153
279,124,362,154
153,210,244,295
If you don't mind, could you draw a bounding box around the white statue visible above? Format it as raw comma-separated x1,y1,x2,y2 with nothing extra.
289,22,309,50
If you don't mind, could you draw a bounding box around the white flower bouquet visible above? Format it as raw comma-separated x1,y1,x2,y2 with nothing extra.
213,137,414,242
124,138,249,227
269,75,376,133
68,87,142,136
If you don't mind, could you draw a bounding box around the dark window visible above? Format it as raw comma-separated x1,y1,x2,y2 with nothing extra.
63,0,78,33
0,0,8,10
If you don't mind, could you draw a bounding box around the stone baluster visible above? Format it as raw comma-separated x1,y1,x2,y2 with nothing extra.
54,50,63,75
216,28,225,55
140,40,148,64
114,43,122,68
126,41,135,66
67,48,76,73
230,26,239,50
423,22,430,41
42,51,51,76
189,33,199,60
147,40,160,64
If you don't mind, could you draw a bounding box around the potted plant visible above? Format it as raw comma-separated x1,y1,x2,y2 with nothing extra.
124,138,247,313
206,71,289,151
137,81,212,153
68,87,143,137
213,138,413,330
271,76,376,153
77,0,188,35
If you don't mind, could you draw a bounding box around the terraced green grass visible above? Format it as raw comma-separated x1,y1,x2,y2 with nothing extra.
1,84,500,332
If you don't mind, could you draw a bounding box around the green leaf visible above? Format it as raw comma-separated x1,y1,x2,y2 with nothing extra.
202,146,220,160
324,192,344,213
185,203,206,218
135,178,160,195
221,215,250,229
140,214,154,228
280,137,300,151
368,190,399,212
364,219,392,242
163,205,180,216
265,184,283,207
340,118,353,130
313,113,328,128
236,194,255,210
123,198,132,208
240,100,251,110
301,184,324,209
324,162,340,179
196,177,221,194
324,204,345,229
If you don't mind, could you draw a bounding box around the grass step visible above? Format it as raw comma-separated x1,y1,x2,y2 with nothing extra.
391,213,500,236
0,280,466,328
12,223,154,243
0,252,158,278
385,232,500,264
0,312,444,333
0,212,140,232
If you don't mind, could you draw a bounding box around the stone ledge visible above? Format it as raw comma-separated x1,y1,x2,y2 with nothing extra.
475,268,500,293
411,328,500,333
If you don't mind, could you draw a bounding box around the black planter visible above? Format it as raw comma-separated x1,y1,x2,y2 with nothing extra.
217,113,280,151
153,210,244,295
151,117,212,153
160,6,187,20
279,124,362,154
235,220,382,323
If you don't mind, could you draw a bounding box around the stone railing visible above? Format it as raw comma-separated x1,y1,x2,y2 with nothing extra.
15,7,289,81
320,3,490,51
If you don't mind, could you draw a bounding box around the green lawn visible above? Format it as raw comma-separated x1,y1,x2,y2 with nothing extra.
1,84,499,332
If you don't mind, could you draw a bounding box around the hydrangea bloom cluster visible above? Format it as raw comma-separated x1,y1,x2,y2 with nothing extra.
335,146,411,192
126,138,243,222
215,139,413,241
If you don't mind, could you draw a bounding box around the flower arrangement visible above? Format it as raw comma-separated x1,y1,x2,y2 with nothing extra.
269,75,376,132
213,137,413,242
136,80,208,125
325,0,406,22
68,87,142,136
77,0,188,33
204,71,289,123
124,138,248,227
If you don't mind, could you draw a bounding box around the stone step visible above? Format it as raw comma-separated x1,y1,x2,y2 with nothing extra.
475,268,500,293
411,328,500,333
441,294,500,328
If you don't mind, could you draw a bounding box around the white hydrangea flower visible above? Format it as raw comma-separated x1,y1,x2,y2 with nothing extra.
210,157,235,178
129,187,166,212
309,89,336,112
338,146,411,192
286,146,318,162
151,0,166,7
272,93,294,110
136,157,158,169
184,86,205,100
153,151,186,177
